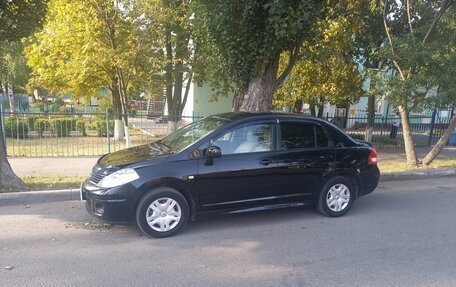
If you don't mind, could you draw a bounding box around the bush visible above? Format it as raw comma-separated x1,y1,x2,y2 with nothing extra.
51,118,72,137
348,133,404,146
3,117,29,138
76,119,86,135
90,119,114,137
27,116,40,130
129,108,137,117
33,119,51,136
48,117,87,137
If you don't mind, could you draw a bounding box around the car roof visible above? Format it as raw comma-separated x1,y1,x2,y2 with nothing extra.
208,111,329,124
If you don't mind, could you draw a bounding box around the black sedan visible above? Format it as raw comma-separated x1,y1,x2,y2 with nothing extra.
81,112,380,238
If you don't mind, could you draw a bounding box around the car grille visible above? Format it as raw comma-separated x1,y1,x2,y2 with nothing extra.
89,172,106,185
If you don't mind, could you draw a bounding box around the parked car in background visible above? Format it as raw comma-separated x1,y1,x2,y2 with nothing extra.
81,112,380,238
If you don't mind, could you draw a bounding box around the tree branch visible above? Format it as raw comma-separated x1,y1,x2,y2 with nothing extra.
406,0,415,36
422,0,453,45
181,72,193,113
276,40,302,88
383,0,405,80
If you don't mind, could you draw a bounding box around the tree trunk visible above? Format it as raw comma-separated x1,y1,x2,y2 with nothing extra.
422,115,456,165
317,105,324,118
111,86,124,141
309,103,316,117
399,106,419,167
292,100,303,113
365,95,375,142
4,81,15,113
0,128,25,189
232,54,280,112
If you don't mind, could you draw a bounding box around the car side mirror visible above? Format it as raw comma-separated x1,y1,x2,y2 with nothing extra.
205,146,221,158
204,146,221,166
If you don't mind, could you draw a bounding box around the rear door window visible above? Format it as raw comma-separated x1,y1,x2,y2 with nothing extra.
280,123,315,150
315,125,329,147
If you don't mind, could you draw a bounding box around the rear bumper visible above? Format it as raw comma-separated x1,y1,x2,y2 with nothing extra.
359,166,380,196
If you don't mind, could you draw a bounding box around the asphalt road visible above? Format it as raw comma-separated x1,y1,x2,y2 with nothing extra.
1,177,456,287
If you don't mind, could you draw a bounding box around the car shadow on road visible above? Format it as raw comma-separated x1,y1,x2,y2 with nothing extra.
0,191,403,240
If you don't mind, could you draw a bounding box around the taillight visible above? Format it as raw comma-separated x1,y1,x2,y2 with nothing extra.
368,149,378,165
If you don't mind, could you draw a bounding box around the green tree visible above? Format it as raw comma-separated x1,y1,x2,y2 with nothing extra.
25,0,154,143
0,41,32,111
140,0,196,131
380,0,455,166
355,0,387,141
196,0,323,112
0,0,47,41
0,0,48,189
274,1,363,117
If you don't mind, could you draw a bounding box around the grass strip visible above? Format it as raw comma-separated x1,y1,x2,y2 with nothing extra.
0,176,86,193
379,158,456,173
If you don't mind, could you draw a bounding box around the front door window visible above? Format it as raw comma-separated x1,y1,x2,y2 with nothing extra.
213,124,273,155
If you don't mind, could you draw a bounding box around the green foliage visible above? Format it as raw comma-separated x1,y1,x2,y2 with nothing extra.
195,0,323,97
129,108,137,118
349,133,404,146
24,0,155,117
90,119,114,137
274,0,363,114
3,117,29,138
379,0,456,112
0,0,48,41
33,118,51,136
50,118,86,137
0,41,32,96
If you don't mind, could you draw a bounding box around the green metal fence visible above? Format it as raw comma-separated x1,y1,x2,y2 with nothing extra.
1,109,206,157
322,112,453,148
0,108,453,157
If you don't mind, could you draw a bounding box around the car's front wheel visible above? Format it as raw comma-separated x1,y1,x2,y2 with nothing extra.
317,176,355,217
136,188,189,238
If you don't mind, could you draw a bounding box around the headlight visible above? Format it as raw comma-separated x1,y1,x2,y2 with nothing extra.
98,168,139,188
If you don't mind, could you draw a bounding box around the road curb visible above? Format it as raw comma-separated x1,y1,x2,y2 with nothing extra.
0,189,80,206
380,169,456,182
1,169,454,205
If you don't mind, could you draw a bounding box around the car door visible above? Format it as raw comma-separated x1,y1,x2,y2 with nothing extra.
274,121,335,202
196,121,279,211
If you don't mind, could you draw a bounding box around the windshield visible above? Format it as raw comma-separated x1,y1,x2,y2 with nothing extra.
158,116,230,153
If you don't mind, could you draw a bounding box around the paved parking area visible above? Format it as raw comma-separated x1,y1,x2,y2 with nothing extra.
1,177,456,287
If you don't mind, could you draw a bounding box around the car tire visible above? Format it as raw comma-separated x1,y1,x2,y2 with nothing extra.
136,188,189,238
317,176,355,217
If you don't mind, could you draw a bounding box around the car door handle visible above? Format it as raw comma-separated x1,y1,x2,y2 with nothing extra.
259,159,273,165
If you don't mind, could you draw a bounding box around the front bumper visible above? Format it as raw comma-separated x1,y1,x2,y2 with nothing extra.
80,179,138,225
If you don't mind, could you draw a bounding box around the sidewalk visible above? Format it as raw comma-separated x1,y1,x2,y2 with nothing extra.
10,157,98,177
8,146,456,177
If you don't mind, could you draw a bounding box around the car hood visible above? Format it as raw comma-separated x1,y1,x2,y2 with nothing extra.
98,142,172,168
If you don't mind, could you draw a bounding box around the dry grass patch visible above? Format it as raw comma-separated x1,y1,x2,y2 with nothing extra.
379,158,456,173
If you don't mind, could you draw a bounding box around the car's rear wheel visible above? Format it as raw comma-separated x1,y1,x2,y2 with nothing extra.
317,176,355,217
136,188,189,238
